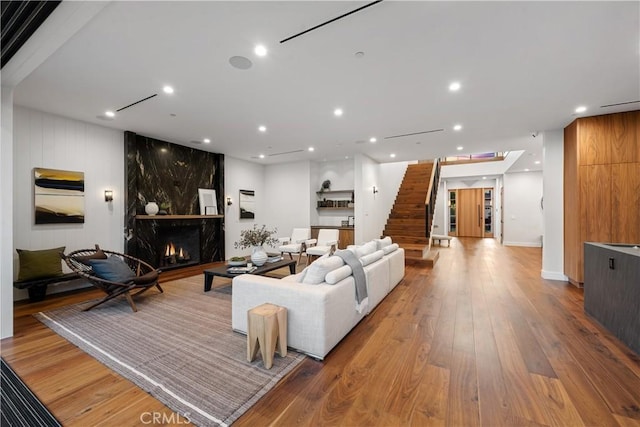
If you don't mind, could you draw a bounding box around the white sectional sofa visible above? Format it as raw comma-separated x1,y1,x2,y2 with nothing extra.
231,238,404,359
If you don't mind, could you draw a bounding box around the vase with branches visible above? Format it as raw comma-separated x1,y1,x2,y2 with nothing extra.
234,224,278,266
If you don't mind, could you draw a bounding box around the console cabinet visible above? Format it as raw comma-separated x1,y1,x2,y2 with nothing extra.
310,226,354,249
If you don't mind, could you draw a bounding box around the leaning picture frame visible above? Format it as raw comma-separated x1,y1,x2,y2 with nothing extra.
198,189,217,215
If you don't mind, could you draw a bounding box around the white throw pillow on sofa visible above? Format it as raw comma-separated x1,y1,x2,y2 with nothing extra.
356,241,378,258
325,265,352,284
360,250,384,266
382,243,399,255
301,255,345,284
374,236,393,250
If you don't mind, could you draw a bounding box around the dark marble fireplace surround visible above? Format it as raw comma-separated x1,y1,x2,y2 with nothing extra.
124,131,225,268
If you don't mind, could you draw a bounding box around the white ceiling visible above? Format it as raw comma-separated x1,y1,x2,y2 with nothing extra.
11,1,640,168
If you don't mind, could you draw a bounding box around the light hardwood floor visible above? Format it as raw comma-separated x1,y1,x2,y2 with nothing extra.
2,238,639,426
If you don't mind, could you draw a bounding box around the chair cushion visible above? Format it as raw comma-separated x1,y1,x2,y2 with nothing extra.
279,243,301,254
301,255,344,284
73,245,108,265
132,270,159,285
88,256,135,283
307,245,332,256
16,247,65,281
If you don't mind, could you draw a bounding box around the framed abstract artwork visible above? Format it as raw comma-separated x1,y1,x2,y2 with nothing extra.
34,167,85,224
239,189,255,219
198,188,218,215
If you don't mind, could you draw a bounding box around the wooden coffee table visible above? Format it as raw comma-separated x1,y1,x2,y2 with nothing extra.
203,257,297,292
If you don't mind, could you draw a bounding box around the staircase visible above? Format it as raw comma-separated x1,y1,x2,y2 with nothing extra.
383,161,440,266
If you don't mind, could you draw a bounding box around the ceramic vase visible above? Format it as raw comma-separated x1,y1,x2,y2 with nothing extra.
145,201,159,216
250,245,268,266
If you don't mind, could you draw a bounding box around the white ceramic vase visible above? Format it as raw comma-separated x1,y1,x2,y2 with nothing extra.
145,201,159,216
250,245,268,266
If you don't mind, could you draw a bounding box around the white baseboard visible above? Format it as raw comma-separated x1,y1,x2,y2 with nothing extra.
503,241,542,248
541,270,568,281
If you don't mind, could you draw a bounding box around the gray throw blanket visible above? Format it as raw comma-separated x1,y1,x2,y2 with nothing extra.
334,250,369,314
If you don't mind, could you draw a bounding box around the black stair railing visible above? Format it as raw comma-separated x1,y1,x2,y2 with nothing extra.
425,159,441,238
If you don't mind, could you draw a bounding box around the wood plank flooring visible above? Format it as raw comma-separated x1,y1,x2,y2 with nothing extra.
2,238,640,426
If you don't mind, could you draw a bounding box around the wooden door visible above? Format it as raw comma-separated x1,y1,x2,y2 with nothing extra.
458,188,483,237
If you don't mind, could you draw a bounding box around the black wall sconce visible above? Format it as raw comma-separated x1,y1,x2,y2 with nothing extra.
227,197,233,206
104,190,113,202
372,186,379,195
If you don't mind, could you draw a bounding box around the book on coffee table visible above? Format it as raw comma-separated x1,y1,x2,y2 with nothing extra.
227,266,257,274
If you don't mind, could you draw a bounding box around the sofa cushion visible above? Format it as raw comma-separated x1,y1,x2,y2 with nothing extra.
382,243,399,255
360,250,384,266
374,236,393,250
325,265,352,285
88,256,135,283
301,255,344,284
16,247,65,281
356,241,377,258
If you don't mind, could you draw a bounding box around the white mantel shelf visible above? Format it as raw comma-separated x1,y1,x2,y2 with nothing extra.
135,215,224,220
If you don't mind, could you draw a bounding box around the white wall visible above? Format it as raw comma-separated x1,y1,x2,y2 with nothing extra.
379,161,410,236
264,161,312,246
1,87,15,337
541,130,567,280
503,171,544,247
12,107,125,300
310,159,355,227
223,156,266,257
434,181,446,235
355,154,379,243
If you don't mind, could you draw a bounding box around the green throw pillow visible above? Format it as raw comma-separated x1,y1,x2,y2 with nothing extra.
16,247,65,282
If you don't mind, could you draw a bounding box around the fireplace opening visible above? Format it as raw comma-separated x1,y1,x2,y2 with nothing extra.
158,225,200,270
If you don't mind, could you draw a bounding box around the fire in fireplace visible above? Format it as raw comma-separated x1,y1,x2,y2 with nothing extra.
158,226,200,270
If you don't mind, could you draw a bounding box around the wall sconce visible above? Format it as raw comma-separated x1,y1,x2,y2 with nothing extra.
104,190,113,202
372,186,379,195
226,197,233,206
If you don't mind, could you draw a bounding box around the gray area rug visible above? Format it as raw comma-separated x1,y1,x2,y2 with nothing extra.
34,282,305,426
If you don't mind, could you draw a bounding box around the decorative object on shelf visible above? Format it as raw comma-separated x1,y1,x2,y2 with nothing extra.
250,246,268,267
319,180,331,192
198,188,217,216
104,190,113,202
34,167,85,224
145,201,159,216
239,189,255,219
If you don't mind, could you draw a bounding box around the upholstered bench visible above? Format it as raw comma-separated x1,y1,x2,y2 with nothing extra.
432,235,453,246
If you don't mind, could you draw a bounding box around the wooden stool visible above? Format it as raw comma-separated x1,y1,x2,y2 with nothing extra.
247,303,287,369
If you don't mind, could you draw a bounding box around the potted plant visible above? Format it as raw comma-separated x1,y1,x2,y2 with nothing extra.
234,224,278,266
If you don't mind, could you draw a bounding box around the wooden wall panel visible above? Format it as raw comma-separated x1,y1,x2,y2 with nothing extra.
579,115,611,166
610,111,638,164
611,163,640,243
583,164,612,244
564,121,581,283
636,110,640,163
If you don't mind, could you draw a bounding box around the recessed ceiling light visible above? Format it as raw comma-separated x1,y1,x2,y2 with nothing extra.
575,106,587,113
390,153,396,158
334,108,343,117
456,146,464,151
105,110,115,118
203,138,211,143
308,147,315,152
534,160,541,165
449,82,461,92
482,176,487,180
254,45,268,57
345,156,349,159
524,168,530,172
163,86,174,94
453,124,462,131
369,137,377,143
258,125,267,132
259,154,265,159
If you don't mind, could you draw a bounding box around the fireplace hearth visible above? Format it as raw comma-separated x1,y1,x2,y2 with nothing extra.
158,226,200,270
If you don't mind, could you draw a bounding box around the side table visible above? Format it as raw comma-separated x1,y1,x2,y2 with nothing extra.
247,303,287,369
